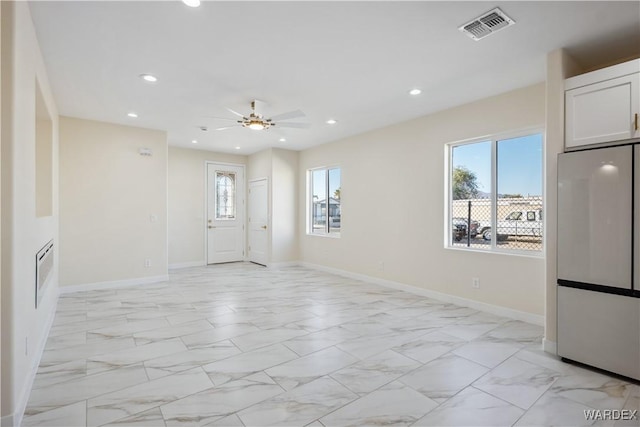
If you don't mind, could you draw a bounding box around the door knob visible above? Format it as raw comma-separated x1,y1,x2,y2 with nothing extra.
208,225,216,229
261,225,267,229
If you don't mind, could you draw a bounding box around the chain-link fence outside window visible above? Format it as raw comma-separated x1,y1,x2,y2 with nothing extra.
449,133,543,253
451,196,543,251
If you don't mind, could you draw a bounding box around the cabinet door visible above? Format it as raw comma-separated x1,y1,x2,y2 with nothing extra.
565,73,639,148
557,146,632,289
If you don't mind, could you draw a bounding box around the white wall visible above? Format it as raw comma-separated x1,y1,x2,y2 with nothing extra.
168,146,246,268
298,83,546,317
59,117,167,287
1,2,59,424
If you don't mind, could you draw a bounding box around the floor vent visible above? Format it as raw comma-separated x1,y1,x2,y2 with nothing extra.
459,7,515,41
36,240,54,308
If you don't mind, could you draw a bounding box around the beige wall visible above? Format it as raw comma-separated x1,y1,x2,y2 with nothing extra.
299,83,546,317
59,117,167,286
168,146,246,267
35,83,53,218
248,149,273,264
1,2,59,424
542,50,587,349
271,149,298,263
248,148,272,181
247,148,299,265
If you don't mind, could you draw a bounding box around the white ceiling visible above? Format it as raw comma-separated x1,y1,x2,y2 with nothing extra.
29,1,640,155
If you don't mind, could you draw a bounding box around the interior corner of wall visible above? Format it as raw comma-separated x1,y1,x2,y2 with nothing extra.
1,414,15,427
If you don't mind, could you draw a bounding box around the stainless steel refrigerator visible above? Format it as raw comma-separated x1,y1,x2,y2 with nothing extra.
557,144,640,380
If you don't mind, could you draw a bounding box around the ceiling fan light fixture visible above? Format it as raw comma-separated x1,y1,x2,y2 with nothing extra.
248,121,265,130
409,88,422,96
217,100,308,132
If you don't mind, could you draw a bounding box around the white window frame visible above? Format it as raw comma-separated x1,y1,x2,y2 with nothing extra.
445,128,545,257
307,165,341,238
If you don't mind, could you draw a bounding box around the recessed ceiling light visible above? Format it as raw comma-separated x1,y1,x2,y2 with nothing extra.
139,74,158,83
191,140,198,144
127,112,138,118
409,89,422,96
279,138,286,142
235,146,241,150
182,0,201,7
326,119,337,125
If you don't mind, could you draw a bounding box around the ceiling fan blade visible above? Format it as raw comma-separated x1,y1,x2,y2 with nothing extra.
276,122,310,129
270,109,306,121
226,108,246,118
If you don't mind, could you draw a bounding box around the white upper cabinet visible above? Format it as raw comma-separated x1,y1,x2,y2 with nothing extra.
565,59,640,149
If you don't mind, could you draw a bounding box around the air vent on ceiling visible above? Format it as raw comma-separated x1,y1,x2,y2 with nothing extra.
459,7,515,41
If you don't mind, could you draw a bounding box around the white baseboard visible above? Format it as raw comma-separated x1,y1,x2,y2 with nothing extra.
59,274,169,294
543,338,557,354
268,261,300,269
300,261,544,326
6,286,60,427
169,261,206,270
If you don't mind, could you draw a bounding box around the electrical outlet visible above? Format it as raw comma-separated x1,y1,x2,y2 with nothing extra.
377,261,384,271
144,259,151,268
472,277,480,289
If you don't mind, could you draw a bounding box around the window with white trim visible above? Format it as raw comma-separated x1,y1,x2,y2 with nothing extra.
309,167,341,236
447,132,543,254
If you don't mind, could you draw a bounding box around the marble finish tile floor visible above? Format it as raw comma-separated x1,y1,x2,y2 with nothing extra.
23,263,639,426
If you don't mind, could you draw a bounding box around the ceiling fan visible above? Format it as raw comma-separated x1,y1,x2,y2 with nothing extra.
209,100,310,131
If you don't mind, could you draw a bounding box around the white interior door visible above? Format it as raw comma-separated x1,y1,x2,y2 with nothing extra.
207,163,245,264
248,178,269,266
